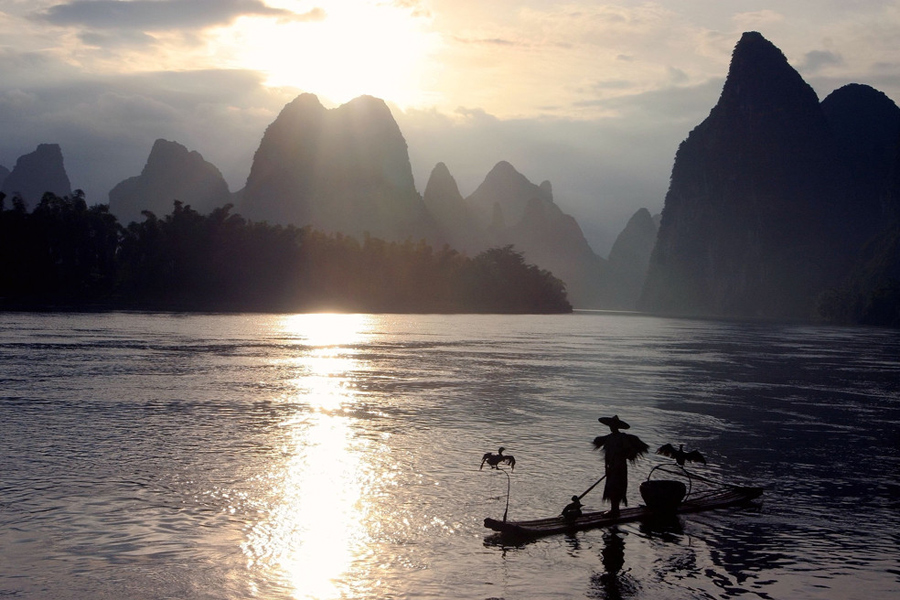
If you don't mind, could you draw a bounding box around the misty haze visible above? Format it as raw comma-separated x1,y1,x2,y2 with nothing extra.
2,6,900,600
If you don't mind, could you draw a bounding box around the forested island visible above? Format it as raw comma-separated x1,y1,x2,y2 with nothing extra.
0,191,572,314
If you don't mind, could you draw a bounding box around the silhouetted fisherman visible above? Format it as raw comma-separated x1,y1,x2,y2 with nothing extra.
561,495,583,520
593,415,649,516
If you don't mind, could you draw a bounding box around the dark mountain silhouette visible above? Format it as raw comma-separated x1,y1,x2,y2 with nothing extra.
598,207,659,309
108,139,232,225
815,86,900,326
463,161,606,306
422,162,488,251
821,83,900,243
640,31,854,319
239,93,439,243
0,165,9,189
1,144,71,210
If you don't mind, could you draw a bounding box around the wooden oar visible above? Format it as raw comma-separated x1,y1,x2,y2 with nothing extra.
577,474,606,500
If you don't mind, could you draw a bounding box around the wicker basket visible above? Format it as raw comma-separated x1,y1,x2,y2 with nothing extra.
640,480,686,512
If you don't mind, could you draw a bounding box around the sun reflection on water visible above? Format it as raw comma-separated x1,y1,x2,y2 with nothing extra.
244,313,378,599
282,313,372,349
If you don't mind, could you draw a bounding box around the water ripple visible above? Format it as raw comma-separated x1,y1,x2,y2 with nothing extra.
2,312,898,599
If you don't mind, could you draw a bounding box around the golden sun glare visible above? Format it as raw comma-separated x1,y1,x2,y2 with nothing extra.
225,1,438,108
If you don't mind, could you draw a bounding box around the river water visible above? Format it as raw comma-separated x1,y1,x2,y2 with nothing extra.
1,312,898,600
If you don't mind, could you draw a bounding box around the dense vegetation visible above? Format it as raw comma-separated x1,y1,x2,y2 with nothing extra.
0,192,572,314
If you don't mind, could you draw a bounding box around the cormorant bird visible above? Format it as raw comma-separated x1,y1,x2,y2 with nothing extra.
480,447,516,470
657,443,706,466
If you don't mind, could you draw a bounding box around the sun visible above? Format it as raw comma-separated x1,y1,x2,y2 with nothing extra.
221,1,439,108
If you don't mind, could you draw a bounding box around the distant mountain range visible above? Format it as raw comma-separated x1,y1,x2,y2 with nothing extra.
424,159,612,307
3,30,898,324
231,94,618,307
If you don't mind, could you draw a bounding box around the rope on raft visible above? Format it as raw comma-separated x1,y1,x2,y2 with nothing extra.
647,464,750,501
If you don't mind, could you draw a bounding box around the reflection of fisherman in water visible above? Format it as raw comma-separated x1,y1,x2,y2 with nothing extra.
589,527,632,600
561,495,583,520
593,415,648,516
601,527,625,577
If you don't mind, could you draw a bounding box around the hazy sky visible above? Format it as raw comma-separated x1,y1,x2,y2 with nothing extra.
3,1,900,254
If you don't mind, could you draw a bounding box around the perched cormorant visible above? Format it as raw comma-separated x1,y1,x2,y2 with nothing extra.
657,443,706,466
480,447,516,470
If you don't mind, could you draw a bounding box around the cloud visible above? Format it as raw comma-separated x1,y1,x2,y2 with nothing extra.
582,79,636,93
32,0,324,32
389,0,432,19
451,35,528,48
0,89,39,113
518,3,686,48
667,67,689,85
78,29,158,48
0,46,83,88
798,49,844,73
732,9,785,30
453,106,499,124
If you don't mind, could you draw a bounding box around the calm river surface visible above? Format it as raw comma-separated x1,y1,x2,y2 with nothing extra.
1,312,898,600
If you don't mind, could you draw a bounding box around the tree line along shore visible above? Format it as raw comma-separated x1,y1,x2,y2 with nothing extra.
0,191,572,314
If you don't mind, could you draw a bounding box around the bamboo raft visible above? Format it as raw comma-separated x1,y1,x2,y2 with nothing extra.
484,486,763,539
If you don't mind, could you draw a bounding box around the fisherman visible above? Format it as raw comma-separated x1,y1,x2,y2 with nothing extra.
593,415,648,516
561,495,583,520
